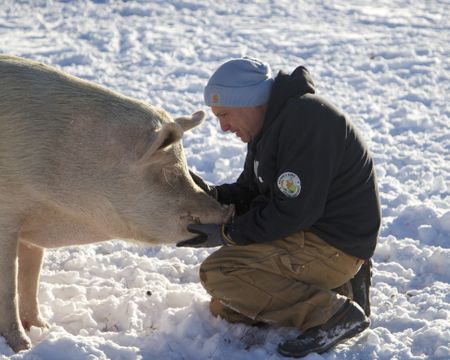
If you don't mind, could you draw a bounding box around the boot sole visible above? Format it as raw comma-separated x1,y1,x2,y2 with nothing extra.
278,319,370,358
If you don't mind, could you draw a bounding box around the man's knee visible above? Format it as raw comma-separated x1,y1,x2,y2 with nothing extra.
199,247,252,298
199,259,211,287
199,251,227,291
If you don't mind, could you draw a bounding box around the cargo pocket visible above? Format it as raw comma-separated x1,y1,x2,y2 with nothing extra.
278,249,351,289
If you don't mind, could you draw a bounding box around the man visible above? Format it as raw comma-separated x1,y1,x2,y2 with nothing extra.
177,57,381,358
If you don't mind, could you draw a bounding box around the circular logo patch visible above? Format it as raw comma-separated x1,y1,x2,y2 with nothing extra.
277,172,301,198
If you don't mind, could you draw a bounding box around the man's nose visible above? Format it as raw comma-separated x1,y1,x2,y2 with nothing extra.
219,119,231,132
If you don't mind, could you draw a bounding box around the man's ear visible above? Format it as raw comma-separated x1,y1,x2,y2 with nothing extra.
175,110,205,132
134,122,183,168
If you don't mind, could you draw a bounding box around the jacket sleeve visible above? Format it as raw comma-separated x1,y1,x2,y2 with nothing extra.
227,98,345,244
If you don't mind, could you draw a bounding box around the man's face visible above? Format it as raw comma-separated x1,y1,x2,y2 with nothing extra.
211,104,267,143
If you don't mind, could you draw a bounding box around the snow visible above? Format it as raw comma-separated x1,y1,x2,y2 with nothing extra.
0,0,449,359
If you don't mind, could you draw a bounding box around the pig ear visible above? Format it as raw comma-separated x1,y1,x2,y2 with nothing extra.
174,110,205,132
150,122,183,153
135,122,183,166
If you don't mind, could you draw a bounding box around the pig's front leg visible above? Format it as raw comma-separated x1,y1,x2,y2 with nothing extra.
0,226,31,352
18,241,49,330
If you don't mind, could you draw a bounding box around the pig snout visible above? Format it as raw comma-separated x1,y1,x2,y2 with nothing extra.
180,203,233,226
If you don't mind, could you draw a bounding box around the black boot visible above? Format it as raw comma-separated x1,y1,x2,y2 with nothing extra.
350,259,372,317
278,300,370,358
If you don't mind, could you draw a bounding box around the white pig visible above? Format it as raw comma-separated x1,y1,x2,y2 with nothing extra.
0,55,229,352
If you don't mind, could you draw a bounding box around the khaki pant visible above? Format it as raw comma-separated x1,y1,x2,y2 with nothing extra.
200,231,364,331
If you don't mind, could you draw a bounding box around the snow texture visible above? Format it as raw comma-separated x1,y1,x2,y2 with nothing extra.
1,0,449,359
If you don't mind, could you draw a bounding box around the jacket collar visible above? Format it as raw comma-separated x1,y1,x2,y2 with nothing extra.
250,66,316,150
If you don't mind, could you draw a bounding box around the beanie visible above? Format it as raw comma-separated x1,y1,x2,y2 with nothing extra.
204,57,274,107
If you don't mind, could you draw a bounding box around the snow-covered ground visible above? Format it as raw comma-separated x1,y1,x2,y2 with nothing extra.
1,0,449,359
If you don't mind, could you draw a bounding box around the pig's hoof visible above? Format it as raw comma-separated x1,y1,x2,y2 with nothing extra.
21,317,50,331
3,331,31,353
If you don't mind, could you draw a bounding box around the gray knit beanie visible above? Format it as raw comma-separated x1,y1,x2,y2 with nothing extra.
204,57,274,107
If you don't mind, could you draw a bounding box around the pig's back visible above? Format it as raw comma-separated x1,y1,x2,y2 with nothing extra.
0,56,139,197
0,55,166,206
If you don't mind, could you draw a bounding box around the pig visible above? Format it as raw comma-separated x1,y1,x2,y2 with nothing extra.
0,55,229,352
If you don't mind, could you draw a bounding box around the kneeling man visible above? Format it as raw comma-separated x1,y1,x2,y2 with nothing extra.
179,57,381,358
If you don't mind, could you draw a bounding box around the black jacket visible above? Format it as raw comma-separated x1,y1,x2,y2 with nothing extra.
216,66,381,260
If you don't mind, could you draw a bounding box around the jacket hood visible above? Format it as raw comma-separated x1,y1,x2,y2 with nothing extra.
264,66,316,126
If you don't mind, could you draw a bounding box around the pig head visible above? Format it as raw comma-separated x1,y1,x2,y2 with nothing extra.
0,55,228,352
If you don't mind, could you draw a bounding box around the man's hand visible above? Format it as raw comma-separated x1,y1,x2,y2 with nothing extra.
176,224,236,248
189,170,218,199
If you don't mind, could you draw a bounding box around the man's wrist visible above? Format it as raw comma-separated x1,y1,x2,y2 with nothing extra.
221,224,237,245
